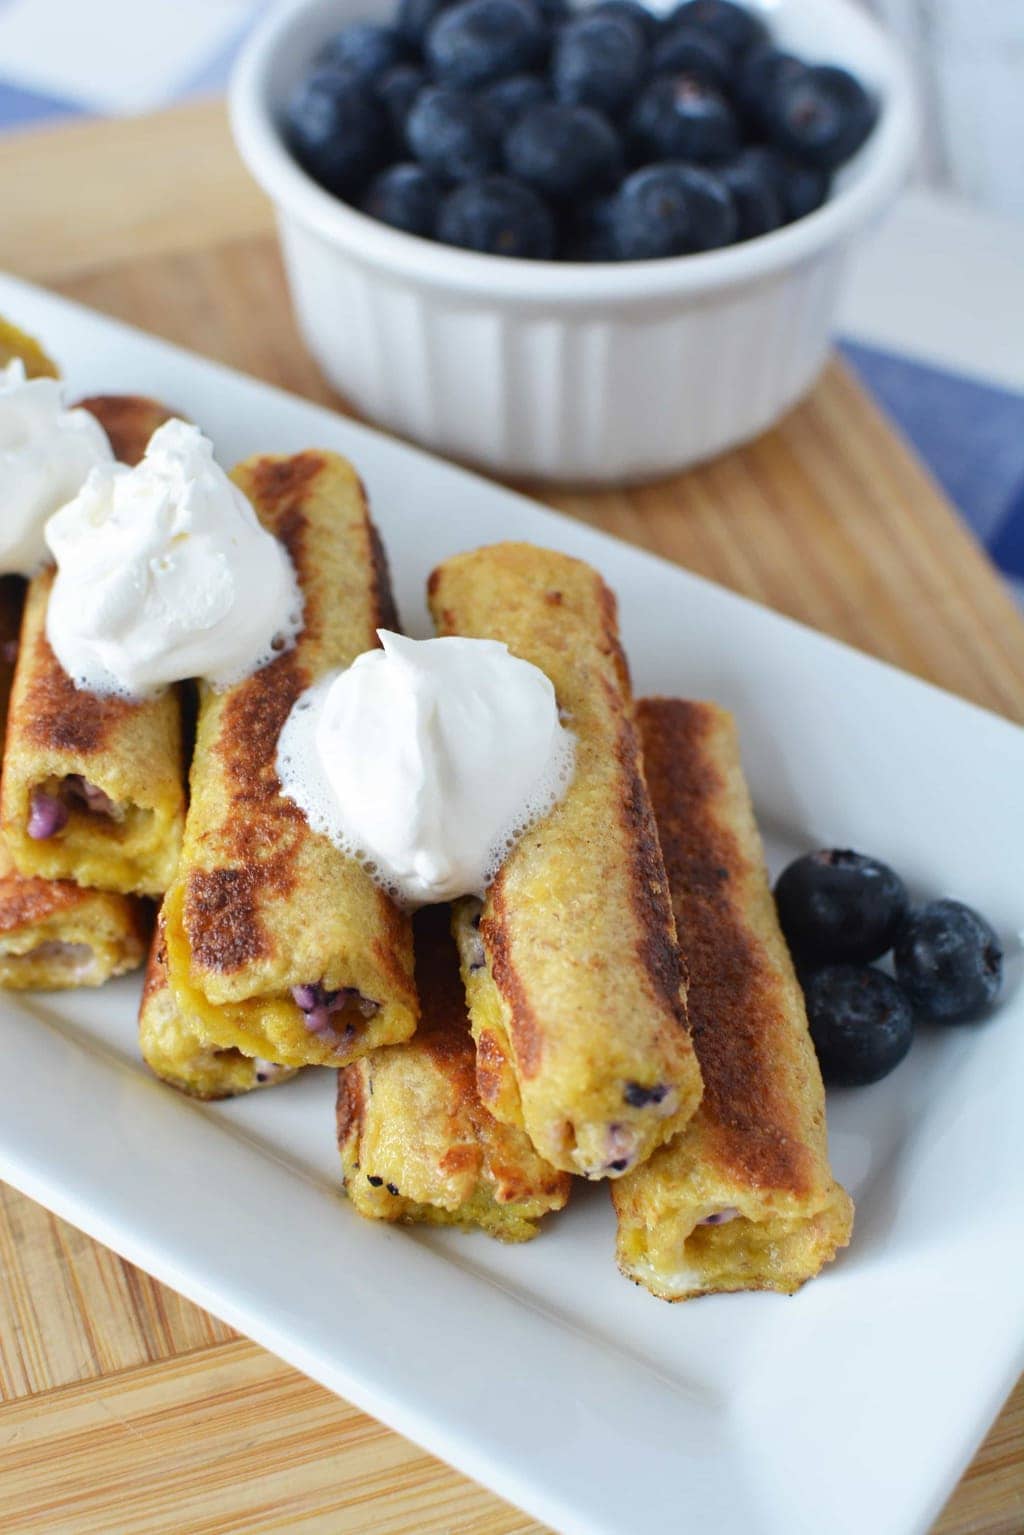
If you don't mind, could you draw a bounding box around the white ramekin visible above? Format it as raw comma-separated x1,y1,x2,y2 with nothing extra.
230,0,916,482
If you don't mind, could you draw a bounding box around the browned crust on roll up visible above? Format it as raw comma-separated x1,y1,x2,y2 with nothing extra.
0,396,185,896
160,451,417,1068
337,906,570,1240
429,543,702,1180
611,700,853,1300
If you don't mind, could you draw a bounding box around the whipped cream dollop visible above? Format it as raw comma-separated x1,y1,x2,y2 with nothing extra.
45,419,303,697
0,359,114,576
277,631,575,905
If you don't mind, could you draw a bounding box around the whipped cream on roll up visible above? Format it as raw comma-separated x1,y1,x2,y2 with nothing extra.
277,630,575,905
45,419,303,697
0,359,113,576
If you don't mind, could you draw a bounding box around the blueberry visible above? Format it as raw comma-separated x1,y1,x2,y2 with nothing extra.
505,103,623,201
534,0,571,26
665,0,767,58
612,163,736,258
553,13,648,118
735,44,806,130
564,194,620,260
362,163,442,236
777,154,830,219
481,72,550,121
775,849,910,965
406,86,501,181
398,0,456,47
894,900,1004,1024
437,174,556,257
720,147,783,239
804,965,914,1087
652,26,731,87
286,68,392,199
376,64,427,136
768,64,878,170
426,0,547,90
629,73,740,164
589,0,661,44
317,23,409,81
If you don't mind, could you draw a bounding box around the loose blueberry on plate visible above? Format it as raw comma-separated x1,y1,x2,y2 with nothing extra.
505,102,623,201
286,68,392,198
363,163,442,236
775,849,909,965
612,163,736,258
406,85,502,181
317,22,410,81
481,71,550,120
894,899,1004,1024
426,0,548,90
552,12,648,117
666,0,768,59
629,73,740,164
590,0,661,44
804,965,915,1086
376,63,427,136
768,63,878,170
437,173,557,256
652,26,731,88
720,148,783,239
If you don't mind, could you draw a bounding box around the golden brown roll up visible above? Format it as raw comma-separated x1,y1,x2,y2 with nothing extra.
338,905,571,1240
0,579,149,990
161,451,418,1069
612,700,854,1300
428,543,702,1179
140,911,297,1099
0,395,186,897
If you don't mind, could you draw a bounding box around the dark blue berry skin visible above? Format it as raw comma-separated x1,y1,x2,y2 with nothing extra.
777,154,830,219
362,163,442,236
406,85,501,181
286,68,393,199
552,14,648,118
481,72,550,121
652,26,731,87
720,148,783,239
735,44,806,130
317,23,409,81
768,64,878,170
894,900,1004,1024
775,849,910,966
437,174,556,256
666,0,767,58
590,0,661,44
426,0,547,89
564,194,620,259
398,0,456,46
534,0,571,27
376,64,427,136
629,73,740,164
804,966,915,1087
505,102,623,201
612,163,736,258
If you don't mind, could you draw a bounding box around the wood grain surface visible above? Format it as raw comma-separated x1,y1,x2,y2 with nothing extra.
0,98,1021,1535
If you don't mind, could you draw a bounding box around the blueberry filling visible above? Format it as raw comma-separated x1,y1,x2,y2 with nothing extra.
698,1207,740,1225
623,1080,669,1108
367,1174,384,1186
27,789,68,840
27,776,119,839
291,981,381,1037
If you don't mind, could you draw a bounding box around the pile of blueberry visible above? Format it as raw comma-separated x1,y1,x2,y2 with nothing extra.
284,0,877,261
774,850,1005,1087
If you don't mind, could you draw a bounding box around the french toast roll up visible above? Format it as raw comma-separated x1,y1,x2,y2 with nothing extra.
140,911,297,1099
161,452,418,1069
0,579,149,990
612,700,853,1300
338,906,571,1241
0,395,186,897
428,542,702,1179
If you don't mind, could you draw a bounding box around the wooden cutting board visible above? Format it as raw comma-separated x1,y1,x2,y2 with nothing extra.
0,100,1021,1535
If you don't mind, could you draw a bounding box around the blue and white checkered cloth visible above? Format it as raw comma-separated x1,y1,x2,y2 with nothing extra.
1,0,1022,600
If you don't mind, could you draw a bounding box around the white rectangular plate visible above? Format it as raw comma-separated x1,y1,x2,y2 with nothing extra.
1,272,1022,1535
